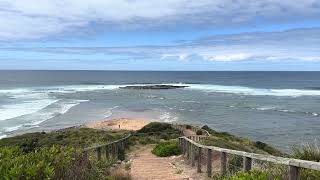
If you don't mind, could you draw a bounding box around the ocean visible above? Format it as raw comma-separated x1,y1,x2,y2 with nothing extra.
0,70,320,151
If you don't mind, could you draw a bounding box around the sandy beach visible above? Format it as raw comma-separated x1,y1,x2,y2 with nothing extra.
85,118,151,131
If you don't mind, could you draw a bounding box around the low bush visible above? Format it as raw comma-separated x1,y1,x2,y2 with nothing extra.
185,125,192,129
196,129,203,135
152,140,181,157
0,146,101,180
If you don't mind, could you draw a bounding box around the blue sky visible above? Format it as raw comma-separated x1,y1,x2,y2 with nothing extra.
0,0,320,70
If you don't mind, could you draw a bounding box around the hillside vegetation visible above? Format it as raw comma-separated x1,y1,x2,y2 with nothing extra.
1,122,319,179
201,125,283,156
0,127,129,179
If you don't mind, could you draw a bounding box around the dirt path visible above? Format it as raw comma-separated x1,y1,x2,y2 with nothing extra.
129,146,206,180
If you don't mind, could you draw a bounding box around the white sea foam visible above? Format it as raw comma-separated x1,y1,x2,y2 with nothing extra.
104,106,118,118
104,83,320,97
170,84,320,97
51,85,120,93
159,112,178,122
250,105,319,117
1,99,89,134
0,98,59,121
28,99,89,126
4,125,23,132
0,134,7,139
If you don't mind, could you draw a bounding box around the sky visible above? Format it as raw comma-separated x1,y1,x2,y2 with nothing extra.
0,0,320,71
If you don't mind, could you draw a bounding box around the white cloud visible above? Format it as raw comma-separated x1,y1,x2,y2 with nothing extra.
204,53,253,62
0,0,320,40
1,28,320,64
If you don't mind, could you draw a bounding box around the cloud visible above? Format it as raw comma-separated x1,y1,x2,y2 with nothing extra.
0,0,320,40
1,28,320,66
205,53,254,62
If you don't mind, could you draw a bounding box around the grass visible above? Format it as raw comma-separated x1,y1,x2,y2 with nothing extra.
107,169,132,180
292,142,320,162
291,142,320,179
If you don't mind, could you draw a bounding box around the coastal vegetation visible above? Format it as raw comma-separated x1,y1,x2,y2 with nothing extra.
0,127,128,150
0,122,319,179
0,127,129,179
131,122,181,145
201,125,283,156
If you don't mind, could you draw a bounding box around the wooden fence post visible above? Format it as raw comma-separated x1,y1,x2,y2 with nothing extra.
197,146,202,173
186,141,190,159
182,139,186,155
191,144,195,167
289,166,299,180
97,147,102,161
243,157,252,172
118,141,125,161
220,152,227,176
207,148,212,177
113,143,118,159
105,145,110,159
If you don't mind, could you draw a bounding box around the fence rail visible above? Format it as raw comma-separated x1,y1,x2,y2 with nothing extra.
84,133,131,161
179,136,320,180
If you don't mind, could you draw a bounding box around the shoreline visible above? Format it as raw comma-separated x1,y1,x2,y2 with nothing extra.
84,118,152,131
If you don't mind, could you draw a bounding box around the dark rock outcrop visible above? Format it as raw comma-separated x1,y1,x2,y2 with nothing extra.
119,85,188,90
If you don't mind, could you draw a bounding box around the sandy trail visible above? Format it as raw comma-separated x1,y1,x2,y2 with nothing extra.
130,146,206,180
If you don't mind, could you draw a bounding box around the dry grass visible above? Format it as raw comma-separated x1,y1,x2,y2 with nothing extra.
108,169,132,180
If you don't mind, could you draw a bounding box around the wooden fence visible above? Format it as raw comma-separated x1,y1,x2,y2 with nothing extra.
173,124,211,137
179,136,320,180
84,134,131,161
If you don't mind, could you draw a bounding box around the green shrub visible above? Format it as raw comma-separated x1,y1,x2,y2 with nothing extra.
152,140,181,157
0,146,93,179
0,146,118,179
196,130,203,135
185,125,192,129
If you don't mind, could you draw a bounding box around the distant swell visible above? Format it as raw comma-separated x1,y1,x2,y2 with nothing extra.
249,106,319,117
179,84,320,97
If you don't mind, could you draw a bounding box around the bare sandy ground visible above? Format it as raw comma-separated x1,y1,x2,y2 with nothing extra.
85,118,151,131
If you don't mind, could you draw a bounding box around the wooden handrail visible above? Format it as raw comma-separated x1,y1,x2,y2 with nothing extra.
83,133,131,161
179,136,320,180
84,133,131,151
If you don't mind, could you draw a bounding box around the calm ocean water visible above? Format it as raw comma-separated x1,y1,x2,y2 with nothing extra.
0,70,320,151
